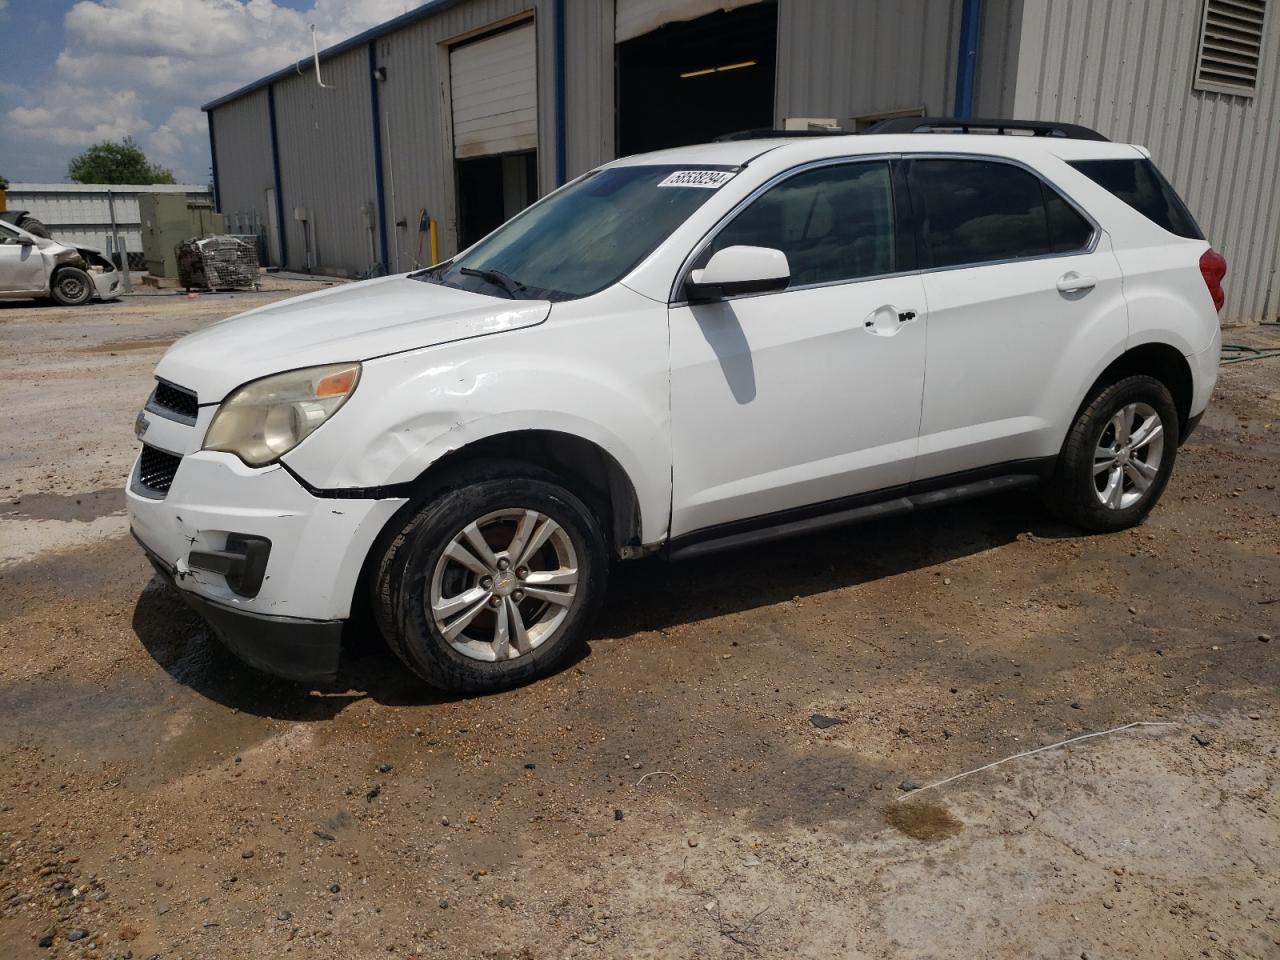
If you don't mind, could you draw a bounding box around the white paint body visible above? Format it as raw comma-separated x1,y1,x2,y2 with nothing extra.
127,134,1222,624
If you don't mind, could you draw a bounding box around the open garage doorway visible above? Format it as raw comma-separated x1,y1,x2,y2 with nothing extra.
616,1,778,157
456,152,538,250
450,20,538,251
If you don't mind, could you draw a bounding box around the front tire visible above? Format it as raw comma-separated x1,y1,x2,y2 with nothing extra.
1044,374,1179,532
50,267,93,306
374,465,608,693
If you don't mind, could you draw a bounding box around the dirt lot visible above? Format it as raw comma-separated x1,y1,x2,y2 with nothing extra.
1,285,1277,960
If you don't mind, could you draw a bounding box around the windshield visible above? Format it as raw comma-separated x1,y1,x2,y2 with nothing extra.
419,164,733,301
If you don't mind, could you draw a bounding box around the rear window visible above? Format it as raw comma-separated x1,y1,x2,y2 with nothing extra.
1068,159,1203,240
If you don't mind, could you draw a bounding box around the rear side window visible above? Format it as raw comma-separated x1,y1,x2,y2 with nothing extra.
908,159,1094,269
707,161,897,287
1069,159,1203,240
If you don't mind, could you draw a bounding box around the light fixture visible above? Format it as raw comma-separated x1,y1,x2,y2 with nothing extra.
679,59,758,79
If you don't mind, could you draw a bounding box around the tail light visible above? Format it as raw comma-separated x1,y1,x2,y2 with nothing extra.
1199,248,1227,312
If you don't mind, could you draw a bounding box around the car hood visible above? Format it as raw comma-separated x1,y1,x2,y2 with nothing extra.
155,274,551,402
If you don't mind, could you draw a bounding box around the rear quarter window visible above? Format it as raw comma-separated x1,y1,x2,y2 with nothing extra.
1069,159,1204,240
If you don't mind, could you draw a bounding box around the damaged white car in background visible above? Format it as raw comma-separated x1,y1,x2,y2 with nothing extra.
0,218,122,305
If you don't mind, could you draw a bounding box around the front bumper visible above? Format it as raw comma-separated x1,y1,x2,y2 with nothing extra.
92,269,122,301
127,445,407,684
138,535,343,684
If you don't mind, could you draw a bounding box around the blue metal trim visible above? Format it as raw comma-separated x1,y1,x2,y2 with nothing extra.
201,0,470,112
267,85,289,268
553,0,567,186
953,0,982,118
207,112,221,211
368,43,390,274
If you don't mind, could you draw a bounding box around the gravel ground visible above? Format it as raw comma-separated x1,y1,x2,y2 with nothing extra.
0,287,1277,959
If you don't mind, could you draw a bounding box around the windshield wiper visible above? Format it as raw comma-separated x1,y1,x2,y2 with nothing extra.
459,266,526,298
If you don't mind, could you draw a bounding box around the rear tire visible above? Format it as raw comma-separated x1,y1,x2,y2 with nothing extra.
1043,375,1179,532
50,267,93,306
373,463,608,693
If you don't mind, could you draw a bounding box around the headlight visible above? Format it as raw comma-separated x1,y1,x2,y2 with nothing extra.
203,363,361,466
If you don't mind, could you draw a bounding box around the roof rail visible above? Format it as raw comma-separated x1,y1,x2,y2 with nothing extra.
861,116,1109,142
713,127,850,142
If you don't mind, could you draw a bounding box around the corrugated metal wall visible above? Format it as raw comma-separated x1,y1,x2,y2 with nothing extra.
372,1,570,273
775,0,961,123
976,0,1023,116
1012,0,1280,323
272,47,379,276
208,90,274,242
6,184,211,256
563,0,615,179
774,0,1019,125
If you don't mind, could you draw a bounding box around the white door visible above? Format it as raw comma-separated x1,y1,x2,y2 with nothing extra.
0,223,46,293
905,157,1129,480
450,22,537,160
669,160,927,537
615,0,764,42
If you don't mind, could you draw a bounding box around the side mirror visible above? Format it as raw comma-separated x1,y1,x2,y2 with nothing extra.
685,245,790,302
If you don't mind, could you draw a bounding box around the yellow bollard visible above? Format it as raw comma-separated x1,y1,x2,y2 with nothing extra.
429,218,439,266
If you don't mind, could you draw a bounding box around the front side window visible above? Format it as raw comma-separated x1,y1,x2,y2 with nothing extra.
909,158,1093,269
423,164,727,301
704,161,896,287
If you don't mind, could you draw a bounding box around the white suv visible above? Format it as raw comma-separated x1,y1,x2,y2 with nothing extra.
128,121,1225,693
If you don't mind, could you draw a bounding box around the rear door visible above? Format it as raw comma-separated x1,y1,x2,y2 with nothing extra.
905,156,1128,481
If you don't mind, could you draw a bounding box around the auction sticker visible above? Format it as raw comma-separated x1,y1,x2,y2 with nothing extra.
657,170,736,188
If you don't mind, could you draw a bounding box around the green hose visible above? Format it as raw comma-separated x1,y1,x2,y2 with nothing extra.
1220,343,1280,364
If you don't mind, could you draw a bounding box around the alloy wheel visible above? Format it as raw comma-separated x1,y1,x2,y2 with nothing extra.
1093,402,1164,510
428,508,579,662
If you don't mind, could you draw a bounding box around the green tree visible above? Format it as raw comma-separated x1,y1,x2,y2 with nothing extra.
67,137,176,185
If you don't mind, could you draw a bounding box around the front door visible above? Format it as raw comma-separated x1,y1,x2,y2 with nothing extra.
669,159,927,537
0,223,45,293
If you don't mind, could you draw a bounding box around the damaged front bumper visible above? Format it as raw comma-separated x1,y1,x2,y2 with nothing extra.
126,448,406,684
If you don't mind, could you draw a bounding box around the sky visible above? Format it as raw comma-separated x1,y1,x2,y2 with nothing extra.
0,0,422,185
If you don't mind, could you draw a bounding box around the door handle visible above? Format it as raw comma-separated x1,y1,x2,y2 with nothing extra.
1056,272,1097,294
863,305,918,335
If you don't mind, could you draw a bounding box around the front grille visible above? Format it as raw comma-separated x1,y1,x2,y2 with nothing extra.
151,380,198,421
137,444,182,495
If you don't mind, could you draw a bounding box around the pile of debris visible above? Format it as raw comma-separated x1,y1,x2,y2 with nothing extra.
176,235,259,291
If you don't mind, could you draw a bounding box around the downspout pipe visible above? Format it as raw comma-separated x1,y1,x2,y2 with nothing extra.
267,85,289,268
953,0,982,118
368,43,390,274
207,112,221,212
553,0,567,187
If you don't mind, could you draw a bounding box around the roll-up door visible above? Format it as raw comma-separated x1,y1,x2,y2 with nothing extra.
615,0,763,43
450,21,537,159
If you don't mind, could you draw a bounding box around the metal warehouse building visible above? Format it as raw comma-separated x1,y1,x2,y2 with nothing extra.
204,0,1279,323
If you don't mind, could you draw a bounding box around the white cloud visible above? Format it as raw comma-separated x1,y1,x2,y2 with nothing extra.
8,85,149,148
149,106,206,159
3,0,416,181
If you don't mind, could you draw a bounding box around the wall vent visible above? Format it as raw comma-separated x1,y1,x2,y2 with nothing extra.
1194,0,1268,96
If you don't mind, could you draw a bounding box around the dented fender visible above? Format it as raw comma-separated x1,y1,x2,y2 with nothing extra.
281,285,674,544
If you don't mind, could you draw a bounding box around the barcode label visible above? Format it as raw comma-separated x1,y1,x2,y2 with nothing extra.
657,170,736,189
